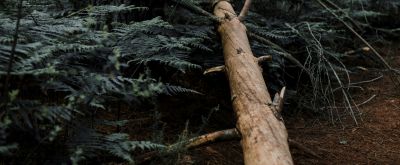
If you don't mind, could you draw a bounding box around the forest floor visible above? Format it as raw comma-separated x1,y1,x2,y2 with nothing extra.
183,72,400,165
287,72,400,164
125,45,400,165
288,44,400,164
174,46,400,165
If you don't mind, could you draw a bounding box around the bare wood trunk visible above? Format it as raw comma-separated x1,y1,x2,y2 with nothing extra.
213,1,293,164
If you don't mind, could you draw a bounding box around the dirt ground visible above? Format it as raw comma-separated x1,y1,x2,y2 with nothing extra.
288,73,400,164
287,45,400,164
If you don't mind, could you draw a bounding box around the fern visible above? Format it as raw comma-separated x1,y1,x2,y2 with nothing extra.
0,1,203,163
0,144,18,155
162,85,203,96
68,126,165,163
113,17,209,71
0,0,397,164
86,5,148,17
104,133,165,162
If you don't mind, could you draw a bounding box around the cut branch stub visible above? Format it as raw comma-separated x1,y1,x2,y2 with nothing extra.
273,86,286,114
257,55,272,64
213,1,293,164
204,65,225,75
204,56,271,75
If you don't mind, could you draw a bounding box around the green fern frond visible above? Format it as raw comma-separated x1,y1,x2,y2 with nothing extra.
103,133,165,162
0,144,18,155
87,4,148,16
69,126,165,163
114,17,173,36
162,84,203,96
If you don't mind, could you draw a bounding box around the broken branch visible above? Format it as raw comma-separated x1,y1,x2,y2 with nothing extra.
238,0,252,21
257,55,272,63
203,65,225,75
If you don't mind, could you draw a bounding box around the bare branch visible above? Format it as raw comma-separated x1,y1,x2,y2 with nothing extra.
257,55,272,64
3,0,23,101
238,0,252,21
176,128,240,149
203,65,225,75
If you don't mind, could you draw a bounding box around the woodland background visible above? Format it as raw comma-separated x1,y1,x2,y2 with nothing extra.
0,0,399,164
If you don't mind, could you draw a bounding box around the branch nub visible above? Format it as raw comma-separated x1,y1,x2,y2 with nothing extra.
203,65,225,75
257,55,272,64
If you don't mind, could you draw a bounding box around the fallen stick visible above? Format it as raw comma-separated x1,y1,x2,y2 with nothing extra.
171,128,241,149
344,47,370,55
182,128,320,159
135,128,240,164
137,128,319,164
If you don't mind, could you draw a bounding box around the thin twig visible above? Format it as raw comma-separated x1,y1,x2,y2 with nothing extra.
29,14,39,26
322,0,399,37
3,0,23,101
136,128,240,164
324,94,376,109
238,0,252,21
332,74,383,92
350,74,383,85
315,0,400,76
332,85,364,92
136,128,320,164
288,139,322,159
65,5,92,18
171,0,220,22
322,0,363,31
175,128,240,149
248,32,310,75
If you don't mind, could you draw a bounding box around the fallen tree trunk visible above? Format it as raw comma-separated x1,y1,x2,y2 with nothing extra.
212,1,293,164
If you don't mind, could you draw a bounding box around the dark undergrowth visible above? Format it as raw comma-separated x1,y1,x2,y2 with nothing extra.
0,0,399,164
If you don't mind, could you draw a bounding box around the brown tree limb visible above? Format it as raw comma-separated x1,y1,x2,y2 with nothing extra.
238,0,252,21
213,1,293,164
176,128,241,149
183,128,320,159
136,128,320,164
135,129,240,164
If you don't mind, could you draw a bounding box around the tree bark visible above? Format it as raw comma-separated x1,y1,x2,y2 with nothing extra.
213,1,293,164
